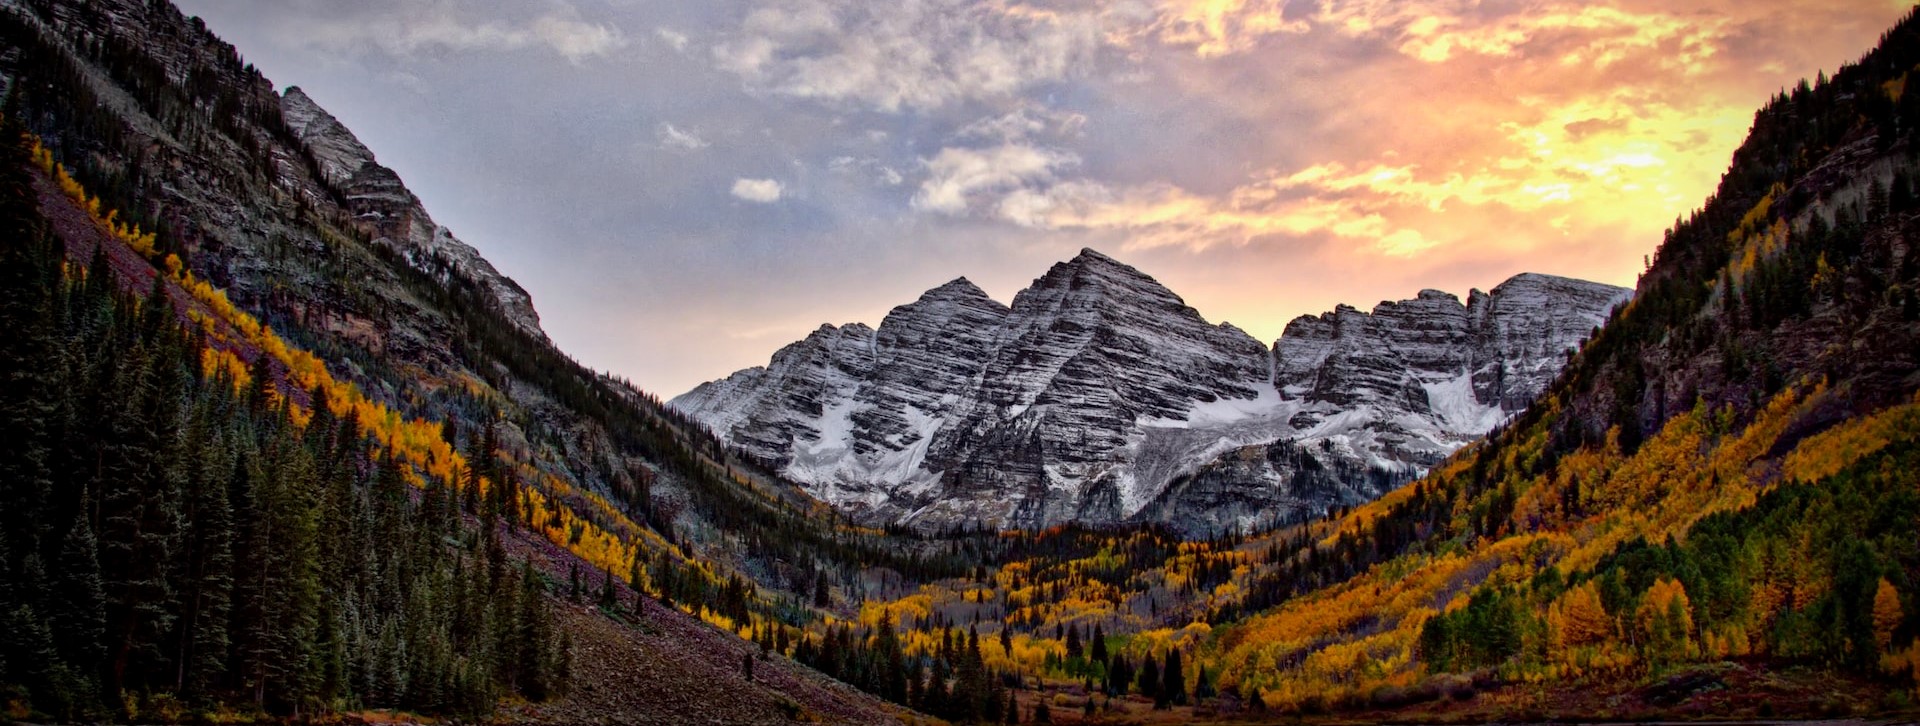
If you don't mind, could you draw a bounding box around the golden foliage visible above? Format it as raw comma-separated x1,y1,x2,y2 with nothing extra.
199,347,252,391
1548,580,1611,648
1783,401,1920,484
30,134,708,629
1635,578,1694,663
1874,578,1902,653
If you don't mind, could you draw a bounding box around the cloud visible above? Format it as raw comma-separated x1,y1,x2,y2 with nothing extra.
912,144,1079,217
655,26,690,52
1298,1,1732,69
658,122,710,150
828,156,904,186
713,0,1102,112
731,178,785,202
1141,0,1311,57
955,107,1088,143
291,5,627,63
531,16,626,63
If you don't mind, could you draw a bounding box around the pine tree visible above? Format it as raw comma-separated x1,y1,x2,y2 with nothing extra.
0,125,59,607
48,510,106,683
1137,655,1159,705
599,566,618,611
96,329,184,698
177,410,235,699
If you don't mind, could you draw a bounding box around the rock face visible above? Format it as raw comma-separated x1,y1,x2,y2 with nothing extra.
1146,273,1630,535
280,87,545,339
673,251,1628,534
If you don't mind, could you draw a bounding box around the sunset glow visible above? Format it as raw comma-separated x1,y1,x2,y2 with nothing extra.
180,0,1911,394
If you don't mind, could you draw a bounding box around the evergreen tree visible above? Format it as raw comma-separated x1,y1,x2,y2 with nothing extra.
1138,655,1160,707
1162,649,1186,706
176,409,235,699
48,511,105,685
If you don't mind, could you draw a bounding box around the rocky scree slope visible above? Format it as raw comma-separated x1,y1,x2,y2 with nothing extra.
673,250,1628,533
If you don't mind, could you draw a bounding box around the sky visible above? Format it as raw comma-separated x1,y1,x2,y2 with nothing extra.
174,0,1911,397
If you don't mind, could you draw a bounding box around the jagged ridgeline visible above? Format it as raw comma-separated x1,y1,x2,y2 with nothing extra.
673,252,1627,535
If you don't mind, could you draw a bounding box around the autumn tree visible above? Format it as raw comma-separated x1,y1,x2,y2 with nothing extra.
1636,578,1693,667
1549,580,1612,648
1873,578,1902,652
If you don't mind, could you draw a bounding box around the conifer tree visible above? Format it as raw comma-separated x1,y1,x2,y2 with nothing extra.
49,509,105,672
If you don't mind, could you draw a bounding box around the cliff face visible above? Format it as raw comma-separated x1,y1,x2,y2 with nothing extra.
279,87,545,338
1145,273,1630,536
674,251,1628,533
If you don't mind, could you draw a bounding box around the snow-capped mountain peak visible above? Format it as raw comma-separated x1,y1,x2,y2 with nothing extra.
672,252,1628,534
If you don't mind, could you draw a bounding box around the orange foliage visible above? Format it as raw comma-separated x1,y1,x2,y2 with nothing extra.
199,347,252,391
1874,578,1902,653
1548,580,1611,648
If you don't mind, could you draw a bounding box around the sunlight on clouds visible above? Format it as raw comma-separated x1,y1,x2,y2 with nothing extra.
1020,77,1758,262
913,145,1080,215
1146,0,1309,57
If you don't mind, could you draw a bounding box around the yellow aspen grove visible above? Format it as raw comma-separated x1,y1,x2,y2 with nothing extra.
1636,578,1694,665
1874,578,1902,652
1549,580,1612,648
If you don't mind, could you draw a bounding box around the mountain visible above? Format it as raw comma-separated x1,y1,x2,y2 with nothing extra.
672,251,1628,533
278,86,546,339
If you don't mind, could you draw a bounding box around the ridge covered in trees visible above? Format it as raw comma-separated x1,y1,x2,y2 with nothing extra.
0,125,566,720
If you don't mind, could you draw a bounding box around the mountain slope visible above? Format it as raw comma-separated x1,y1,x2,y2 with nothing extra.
674,252,1626,533
277,86,546,339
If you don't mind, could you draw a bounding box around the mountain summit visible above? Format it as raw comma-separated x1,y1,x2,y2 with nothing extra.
672,253,1628,532
280,86,545,338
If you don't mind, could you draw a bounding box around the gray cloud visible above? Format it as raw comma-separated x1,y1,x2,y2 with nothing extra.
712,0,1102,112
278,2,627,63
658,122,710,150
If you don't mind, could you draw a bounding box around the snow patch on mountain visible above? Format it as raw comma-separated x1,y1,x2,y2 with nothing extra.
672,250,1629,533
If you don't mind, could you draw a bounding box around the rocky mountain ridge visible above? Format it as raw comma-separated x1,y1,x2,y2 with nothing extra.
672,250,1629,533
279,86,545,338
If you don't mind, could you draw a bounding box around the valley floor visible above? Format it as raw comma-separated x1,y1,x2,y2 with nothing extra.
1004,660,1917,725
